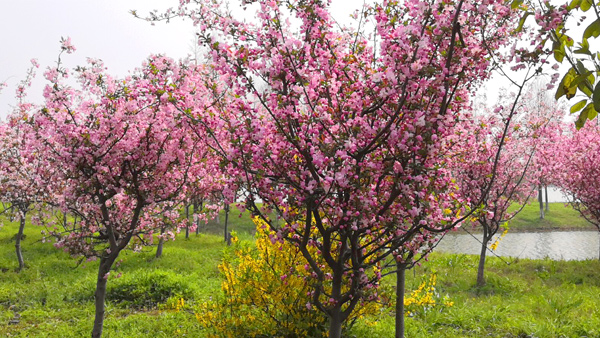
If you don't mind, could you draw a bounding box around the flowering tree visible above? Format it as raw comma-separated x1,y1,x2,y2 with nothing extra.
451,106,536,287
0,118,46,272
140,0,536,336
0,60,52,272
552,123,600,260
23,41,219,338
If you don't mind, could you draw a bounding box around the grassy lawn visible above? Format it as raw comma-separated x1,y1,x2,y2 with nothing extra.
507,202,595,231
2,211,600,337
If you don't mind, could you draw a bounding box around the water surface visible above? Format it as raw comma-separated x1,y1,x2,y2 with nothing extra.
435,230,599,261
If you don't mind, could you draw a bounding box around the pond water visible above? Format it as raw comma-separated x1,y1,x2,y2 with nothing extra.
435,230,600,261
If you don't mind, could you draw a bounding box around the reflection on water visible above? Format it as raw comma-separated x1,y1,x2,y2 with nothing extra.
435,230,599,261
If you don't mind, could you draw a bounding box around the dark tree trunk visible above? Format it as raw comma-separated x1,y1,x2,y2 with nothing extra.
155,226,165,259
328,268,345,338
545,186,549,212
185,204,190,239
194,200,201,235
477,226,489,287
538,186,545,219
395,262,407,338
328,307,343,338
92,253,119,338
224,203,230,243
15,212,26,272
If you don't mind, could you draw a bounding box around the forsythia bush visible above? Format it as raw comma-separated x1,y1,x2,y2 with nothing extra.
195,217,385,337
404,272,453,317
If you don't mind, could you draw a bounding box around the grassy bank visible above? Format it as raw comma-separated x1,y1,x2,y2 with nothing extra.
507,202,595,231
202,202,597,235
2,215,600,337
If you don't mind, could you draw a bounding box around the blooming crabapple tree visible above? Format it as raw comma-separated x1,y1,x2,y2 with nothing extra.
147,0,530,336
24,43,219,338
552,123,600,260
0,60,53,272
523,80,567,218
0,117,49,272
450,106,537,287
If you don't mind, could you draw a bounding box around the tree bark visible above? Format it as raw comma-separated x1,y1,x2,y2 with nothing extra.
15,212,26,272
328,307,343,338
185,204,190,239
328,267,344,338
92,253,118,338
395,261,407,338
224,203,230,243
194,200,201,235
538,186,545,219
477,226,489,287
545,185,549,212
155,226,165,259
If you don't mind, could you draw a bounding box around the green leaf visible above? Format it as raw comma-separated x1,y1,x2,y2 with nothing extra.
576,60,588,74
583,19,600,40
593,82,600,111
554,48,565,63
557,68,578,100
576,103,593,129
571,99,588,114
569,0,582,10
516,12,531,32
511,0,524,9
555,82,566,100
569,70,593,90
589,106,599,120
581,0,593,11
578,74,594,97
564,68,579,99
574,38,591,55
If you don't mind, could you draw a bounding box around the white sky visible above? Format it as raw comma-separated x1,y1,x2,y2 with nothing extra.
0,1,195,117
0,0,579,120
0,0,366,118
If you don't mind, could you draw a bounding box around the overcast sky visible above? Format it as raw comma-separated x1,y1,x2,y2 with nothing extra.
0,0,366,118
0,1,201,117
0,0,574,121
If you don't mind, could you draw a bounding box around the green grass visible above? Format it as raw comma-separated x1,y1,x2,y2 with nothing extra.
2,210,600,337
507,202,595,231
349,253,600,337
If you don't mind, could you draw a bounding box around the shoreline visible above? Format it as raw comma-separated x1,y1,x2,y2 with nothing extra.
451,225,598,234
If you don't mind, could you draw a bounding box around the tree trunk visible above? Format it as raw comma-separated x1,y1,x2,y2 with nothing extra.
477,226,489,287
395,261,407,338
328,269,344,338
15,213,26,272
92,254,118,338
155,227,165,259
545,185,549,212
185,204,190,239
224,203,230,243
538,186,545,219
194,200,201,235
328,307,343,338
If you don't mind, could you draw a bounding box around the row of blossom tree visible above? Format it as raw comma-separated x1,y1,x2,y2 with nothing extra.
1,0,593,337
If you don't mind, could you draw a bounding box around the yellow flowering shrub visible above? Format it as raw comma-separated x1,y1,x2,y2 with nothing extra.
404,272,453,317
490,224,509,251
195,217,386,337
